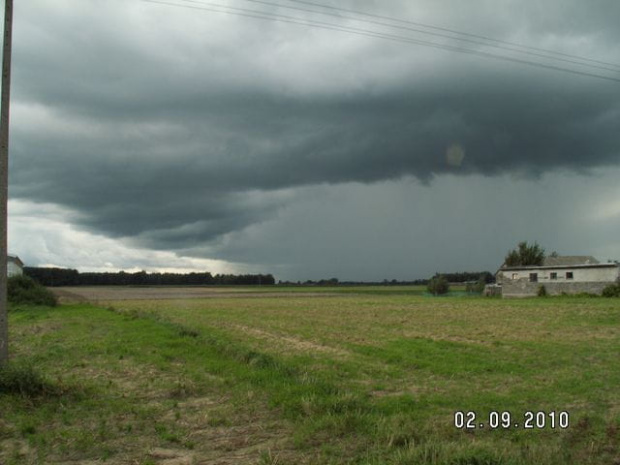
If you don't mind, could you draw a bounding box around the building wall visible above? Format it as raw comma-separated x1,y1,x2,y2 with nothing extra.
502,279,615,298
498,265,619,298
483,284,502,297
7,261,23,277
502,266,618,283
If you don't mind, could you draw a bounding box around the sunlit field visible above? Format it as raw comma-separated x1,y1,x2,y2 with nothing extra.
2,287,618,464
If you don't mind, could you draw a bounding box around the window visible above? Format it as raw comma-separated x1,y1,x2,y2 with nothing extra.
566,272,574,280
550,272,557,280
512,273,518,280
529,273,538,282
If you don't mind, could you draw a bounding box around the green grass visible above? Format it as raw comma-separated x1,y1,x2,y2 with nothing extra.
1,291,618,464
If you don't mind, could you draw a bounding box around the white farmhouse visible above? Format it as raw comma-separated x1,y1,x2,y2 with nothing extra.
496,256,620,297
7,254,24,277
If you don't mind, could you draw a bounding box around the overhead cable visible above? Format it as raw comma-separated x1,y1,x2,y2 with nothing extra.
141,0,620,84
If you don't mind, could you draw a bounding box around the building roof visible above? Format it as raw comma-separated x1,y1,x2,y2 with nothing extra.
542,255,599,266
499,255,616,272
7,255,24,267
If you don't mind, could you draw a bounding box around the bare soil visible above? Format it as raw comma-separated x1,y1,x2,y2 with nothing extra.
50,286,339,304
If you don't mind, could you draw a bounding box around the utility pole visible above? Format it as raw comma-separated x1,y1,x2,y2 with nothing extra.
0,0,14,365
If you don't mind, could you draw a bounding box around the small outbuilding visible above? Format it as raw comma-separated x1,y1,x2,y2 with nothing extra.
7,254,24,277
495,256,619,298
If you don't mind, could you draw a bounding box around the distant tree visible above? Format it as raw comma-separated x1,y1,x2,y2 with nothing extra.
427,274,450,296
24,267,269,286
24,267,79,286
504,241,545,267
466,275,487,294
442,271,494,284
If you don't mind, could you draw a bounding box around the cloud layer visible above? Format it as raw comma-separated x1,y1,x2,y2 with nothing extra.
7,0,620,275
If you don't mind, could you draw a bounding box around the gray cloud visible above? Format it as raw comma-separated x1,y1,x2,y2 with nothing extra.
191,171,620,281
7,0,620,263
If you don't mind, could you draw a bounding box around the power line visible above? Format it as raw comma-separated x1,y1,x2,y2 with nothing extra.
145,0,620,78
282,0,620,71
221,0,620,74
141,0,620,84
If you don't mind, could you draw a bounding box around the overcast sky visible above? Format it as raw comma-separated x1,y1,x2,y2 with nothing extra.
5,0,620,281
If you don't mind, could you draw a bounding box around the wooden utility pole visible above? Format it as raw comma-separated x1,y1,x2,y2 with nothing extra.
0,0,14,365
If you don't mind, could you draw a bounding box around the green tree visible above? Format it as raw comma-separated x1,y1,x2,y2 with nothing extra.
8,275,57,307
466,275,487,294
427,274,450,296
504,241,545,267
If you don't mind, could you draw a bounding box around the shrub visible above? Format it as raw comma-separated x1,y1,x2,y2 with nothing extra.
602,283,620,298
427,275,450,296
537,285,547,297
0,362,55,396
466,276,487,294
8,275,58,307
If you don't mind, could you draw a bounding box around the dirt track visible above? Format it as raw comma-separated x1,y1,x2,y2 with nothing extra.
50,286,339,304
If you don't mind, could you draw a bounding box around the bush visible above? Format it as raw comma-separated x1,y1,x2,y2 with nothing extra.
465,276,487,294
537,285,547,297
8,275,58,307
427,275,450,296
0,362,55,396
602,283,620,298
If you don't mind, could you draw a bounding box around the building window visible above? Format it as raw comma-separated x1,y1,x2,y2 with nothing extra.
512,273,518,280
550,272,557,280
566,272,574,280
529,273,538,282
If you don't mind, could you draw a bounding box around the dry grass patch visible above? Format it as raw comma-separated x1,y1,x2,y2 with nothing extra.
229,324,350,358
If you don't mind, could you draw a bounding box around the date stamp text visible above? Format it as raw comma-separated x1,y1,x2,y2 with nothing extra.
454,410,569,430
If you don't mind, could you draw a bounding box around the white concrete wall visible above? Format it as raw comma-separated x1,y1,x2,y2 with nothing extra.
7,261,23,277
502,280,614,298
503,266,618,283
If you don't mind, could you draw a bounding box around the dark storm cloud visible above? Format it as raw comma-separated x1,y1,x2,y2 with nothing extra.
8,0,620,251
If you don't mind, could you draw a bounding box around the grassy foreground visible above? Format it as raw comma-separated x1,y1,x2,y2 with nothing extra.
1,290,619,464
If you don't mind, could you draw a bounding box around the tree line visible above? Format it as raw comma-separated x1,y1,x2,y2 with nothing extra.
24,267,275,287
278,271,494,287
427,272,492,296
435,271,494,284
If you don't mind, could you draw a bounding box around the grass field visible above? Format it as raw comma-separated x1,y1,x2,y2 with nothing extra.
1,286,619,464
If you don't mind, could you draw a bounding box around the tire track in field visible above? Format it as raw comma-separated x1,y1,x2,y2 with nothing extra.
229,324,351,358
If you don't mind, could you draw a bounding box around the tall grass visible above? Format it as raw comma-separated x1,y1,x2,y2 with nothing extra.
0,362,56,397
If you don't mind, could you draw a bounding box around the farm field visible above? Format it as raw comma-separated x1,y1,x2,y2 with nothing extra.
50,285,433,303
1,286,619,464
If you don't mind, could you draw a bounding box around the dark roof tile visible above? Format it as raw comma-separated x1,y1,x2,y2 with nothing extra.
543,256,599,266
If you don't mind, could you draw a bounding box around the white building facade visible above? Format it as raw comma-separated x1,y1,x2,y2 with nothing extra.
7,255,24,277
496,256,620,297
